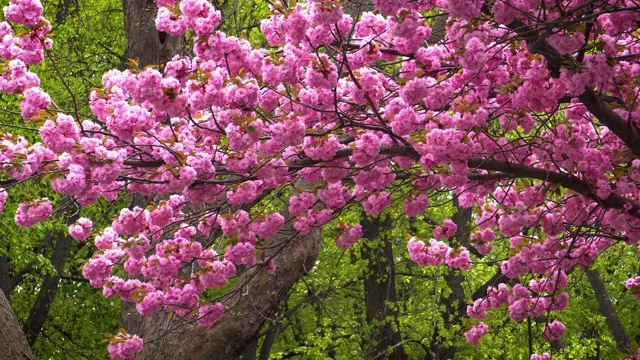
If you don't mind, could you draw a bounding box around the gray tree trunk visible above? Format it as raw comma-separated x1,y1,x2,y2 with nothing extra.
0,290,32,360
122,0,185,68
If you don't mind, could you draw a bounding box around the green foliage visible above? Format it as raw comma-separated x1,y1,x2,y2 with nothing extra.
211,0,269,47
0,1,126,358
39,0,125,110
258,190,640,359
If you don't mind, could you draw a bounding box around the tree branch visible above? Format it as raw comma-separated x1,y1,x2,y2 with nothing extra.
586,269,631,354
467,158,639,217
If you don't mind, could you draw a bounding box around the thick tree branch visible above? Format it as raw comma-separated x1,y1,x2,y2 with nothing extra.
482,5,640,159
360,214,407,360
578,87,640,158
128,145,637,219
10,261,37,292
0,255,10,299
467,158,639,217
121,181,323,359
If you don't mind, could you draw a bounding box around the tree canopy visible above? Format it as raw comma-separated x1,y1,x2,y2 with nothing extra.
1,0,640,359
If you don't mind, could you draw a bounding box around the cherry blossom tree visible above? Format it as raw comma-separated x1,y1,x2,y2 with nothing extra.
1,0,640,358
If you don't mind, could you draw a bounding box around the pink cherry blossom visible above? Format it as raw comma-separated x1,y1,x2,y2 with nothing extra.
15,198,52,227
68,217,93,241
465,322,488,345
0,189,7,214
530,354,551,360
107,332,143,360
543,320,566,341
3,0,640,356
197,302,224,326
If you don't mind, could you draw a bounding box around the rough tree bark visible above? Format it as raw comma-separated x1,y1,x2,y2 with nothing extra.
361,215,407,360
0,290,32,360
122,0,185,68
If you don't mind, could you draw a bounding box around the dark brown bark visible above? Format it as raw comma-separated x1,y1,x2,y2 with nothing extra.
0,235,34,301
257,323,279,360
0,255,10,299
0,256,37,311
240,338,258,360
361,215,407,360
0,290,32,360
122,0,185,68
586,269,632,354
55,0,75,24
23,229,76,346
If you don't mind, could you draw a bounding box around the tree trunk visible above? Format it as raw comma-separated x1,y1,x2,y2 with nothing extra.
0,255,11,299
431,200,471,360
122,0,185,68
0,290,32,360
361,215,407,360
23,229,76,346
119,3,325,358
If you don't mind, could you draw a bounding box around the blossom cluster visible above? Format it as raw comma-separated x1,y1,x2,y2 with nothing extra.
14,198,52,227
107,332,143,360
465,322,488,345
407,237,472,270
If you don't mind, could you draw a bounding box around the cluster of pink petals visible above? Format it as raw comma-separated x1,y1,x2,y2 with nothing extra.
335,224,363,250
0,189,7,213
625,277,640,302
14,198,52,227
156,0,221,36
465,322,488,345
407,237,472,270
543,320,566,341
107,332,143,360
530,354,551,360
68,217,93,241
